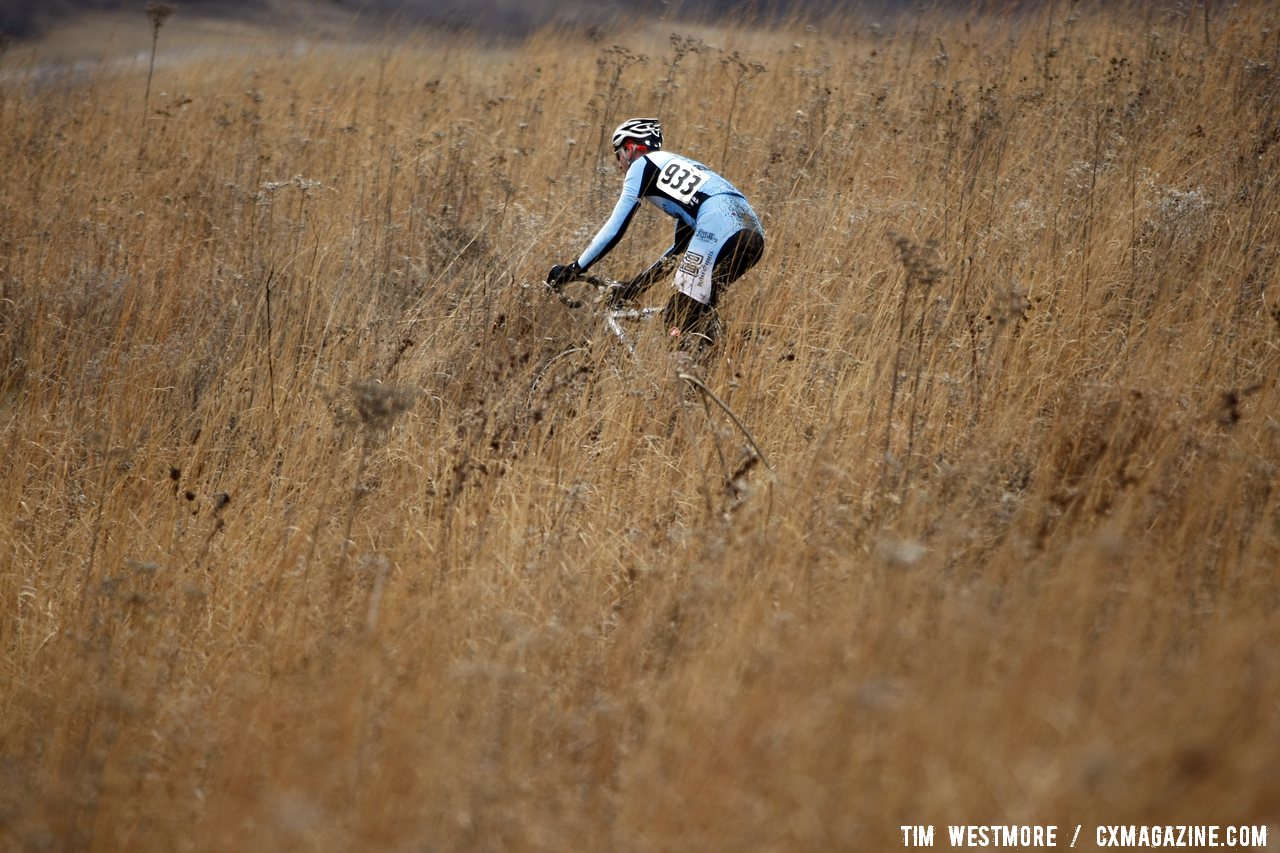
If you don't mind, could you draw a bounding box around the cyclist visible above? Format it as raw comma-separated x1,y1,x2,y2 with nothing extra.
546,117,765,346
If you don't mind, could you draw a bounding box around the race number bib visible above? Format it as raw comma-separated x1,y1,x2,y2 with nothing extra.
656,157,708,204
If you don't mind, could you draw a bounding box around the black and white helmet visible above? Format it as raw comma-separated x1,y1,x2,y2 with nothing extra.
611,118,663,152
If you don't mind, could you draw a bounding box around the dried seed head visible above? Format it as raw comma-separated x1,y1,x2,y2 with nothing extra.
147,3,175,31
351,380,414,432
890,233,946,289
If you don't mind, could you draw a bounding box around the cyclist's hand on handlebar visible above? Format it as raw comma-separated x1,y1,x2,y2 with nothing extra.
546,262,580,290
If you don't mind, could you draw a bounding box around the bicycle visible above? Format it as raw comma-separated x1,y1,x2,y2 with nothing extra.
519,272,663,430
545,272,665,352
527,270,772,485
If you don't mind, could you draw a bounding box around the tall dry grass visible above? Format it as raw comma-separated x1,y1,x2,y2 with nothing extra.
1,2,1278,850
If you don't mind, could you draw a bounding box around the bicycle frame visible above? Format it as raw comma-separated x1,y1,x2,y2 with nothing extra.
533,269,774,479
605,305,664,350
547,273,663,353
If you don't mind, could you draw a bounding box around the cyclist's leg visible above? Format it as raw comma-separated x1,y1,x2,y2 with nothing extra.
666,197,762,341
661,289,716,338
707,228,764,307
664,225,717,340
708,194,765,306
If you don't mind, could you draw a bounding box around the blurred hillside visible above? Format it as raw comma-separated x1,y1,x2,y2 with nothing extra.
2,0,935,69
0,0,605,36
0,0,636,66
3,0,846,40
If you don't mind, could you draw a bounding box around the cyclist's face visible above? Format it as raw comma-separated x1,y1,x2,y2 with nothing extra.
616,142,644,171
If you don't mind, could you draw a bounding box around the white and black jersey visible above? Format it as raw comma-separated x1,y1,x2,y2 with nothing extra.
574,149,764,307
577,151,755,271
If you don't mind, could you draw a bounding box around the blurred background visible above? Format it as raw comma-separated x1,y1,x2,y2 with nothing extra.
3,0,869,42
0,0,959,75
2,0,1059,50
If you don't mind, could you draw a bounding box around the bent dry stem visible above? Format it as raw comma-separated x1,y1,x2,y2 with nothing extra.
679,372,772,474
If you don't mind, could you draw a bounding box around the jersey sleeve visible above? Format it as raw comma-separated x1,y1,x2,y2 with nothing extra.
575,158,649,271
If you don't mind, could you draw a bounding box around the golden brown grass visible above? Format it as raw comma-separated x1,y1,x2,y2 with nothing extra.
2,3,1278,850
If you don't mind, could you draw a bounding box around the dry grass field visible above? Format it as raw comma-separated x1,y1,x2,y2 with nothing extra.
2,2,1278,850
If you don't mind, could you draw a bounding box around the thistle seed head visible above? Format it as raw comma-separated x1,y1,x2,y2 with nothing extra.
147,3,175,32
352,380,414,432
